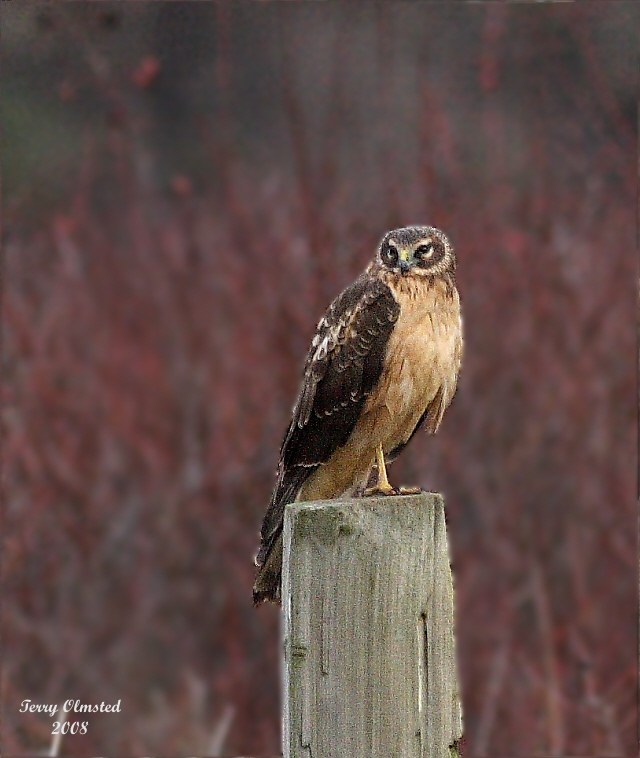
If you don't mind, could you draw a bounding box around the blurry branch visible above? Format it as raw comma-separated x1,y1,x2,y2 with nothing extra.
48,705,66,758
375,4,401,223
570,9,635,148
572,633,624,757
479,6,508,184
531,562,565,755
208,704,235,756
277,11,324,297
473,635,511,756
61,13,130,135
319,19,347,191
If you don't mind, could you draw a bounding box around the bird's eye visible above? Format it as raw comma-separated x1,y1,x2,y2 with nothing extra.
415,243,434,259
383,245,399,265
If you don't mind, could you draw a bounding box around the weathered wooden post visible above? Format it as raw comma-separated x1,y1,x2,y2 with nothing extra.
282,493,462,758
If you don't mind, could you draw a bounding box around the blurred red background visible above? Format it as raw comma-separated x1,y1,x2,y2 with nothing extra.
2,3,637,756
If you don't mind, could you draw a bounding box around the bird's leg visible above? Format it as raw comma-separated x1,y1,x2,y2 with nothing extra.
375,444,395,493
362,445,397,497
376,444,425,495
358,445,424,497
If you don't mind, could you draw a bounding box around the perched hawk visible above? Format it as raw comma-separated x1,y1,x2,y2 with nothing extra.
254,226,463,605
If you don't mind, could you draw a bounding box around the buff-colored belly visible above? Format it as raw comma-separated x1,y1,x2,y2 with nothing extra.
298,282,462,502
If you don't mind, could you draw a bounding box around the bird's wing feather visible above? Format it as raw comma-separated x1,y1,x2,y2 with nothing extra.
256,272,399,567
282,273,399,466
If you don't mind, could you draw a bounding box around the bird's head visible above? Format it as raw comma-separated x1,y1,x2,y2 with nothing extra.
377,225,455,278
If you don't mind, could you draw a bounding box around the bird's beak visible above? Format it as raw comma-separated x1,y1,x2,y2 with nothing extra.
398,249,411,274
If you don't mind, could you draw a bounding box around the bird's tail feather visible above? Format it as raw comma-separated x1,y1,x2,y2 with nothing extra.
253,466,315,606
253,535,283,605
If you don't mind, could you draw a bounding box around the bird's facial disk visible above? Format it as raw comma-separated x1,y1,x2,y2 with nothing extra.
379,230,449,276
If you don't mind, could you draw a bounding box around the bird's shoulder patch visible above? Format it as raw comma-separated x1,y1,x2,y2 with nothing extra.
281,272,399,468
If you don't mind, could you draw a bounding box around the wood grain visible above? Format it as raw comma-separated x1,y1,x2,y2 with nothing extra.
282,493,462,758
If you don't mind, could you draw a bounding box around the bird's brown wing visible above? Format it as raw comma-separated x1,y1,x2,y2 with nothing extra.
255,273,400,574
